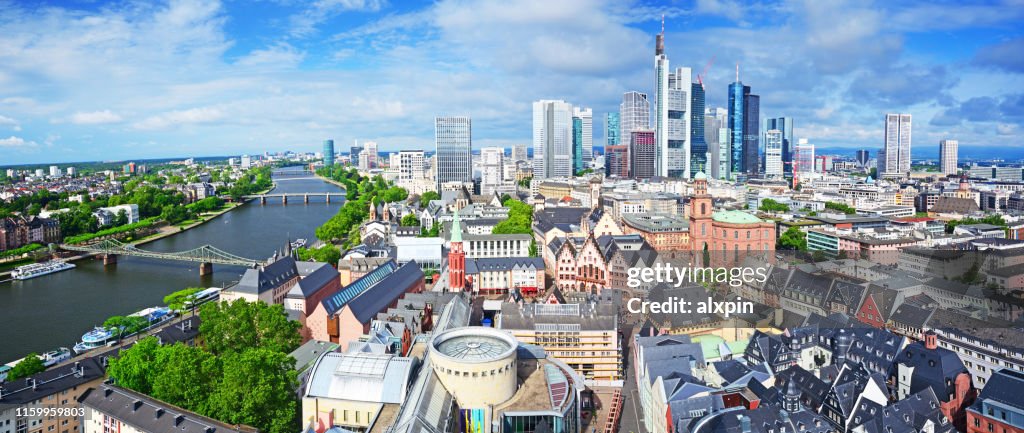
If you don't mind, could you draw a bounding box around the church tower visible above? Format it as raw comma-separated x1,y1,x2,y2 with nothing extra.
689,172,713,251
448,210,466,292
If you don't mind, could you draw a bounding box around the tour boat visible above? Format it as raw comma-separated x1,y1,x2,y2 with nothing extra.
11,260,75,280
73,327,115,354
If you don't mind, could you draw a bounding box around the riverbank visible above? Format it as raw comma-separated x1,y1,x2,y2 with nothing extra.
315,174,347,190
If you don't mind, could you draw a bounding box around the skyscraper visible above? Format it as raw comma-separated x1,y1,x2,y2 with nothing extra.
572,106,593,173
322,139,335,167
435,116,472,189
631,130,657,180
620,91,650,149
362,141,379,170
940,140,958,176
728,67,760,175
533,100,573,179
764,130,783,177
764,117,792,175
351,143,363,165
856,149,870,167
653,22,693,180
690,82,707,176
605,112,620,147
794,138,815,174
512,144,529,163
883,113,912,177
705,107,729,180
480,147,505,196
605,145,629,178
397,150,425,182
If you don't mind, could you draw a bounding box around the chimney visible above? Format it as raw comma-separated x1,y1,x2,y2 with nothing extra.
132,400,143,411
29,378,37,390
155,408,164,419
174,415,186,427
924,330,938,350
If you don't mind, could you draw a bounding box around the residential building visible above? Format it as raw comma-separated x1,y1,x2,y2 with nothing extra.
219,255,301,305
396,150,424,183
0,357,107,433
323,139,334,167
435,116,472,189
941,139,959,176
533,100,573,179
0,215,61,252
883,113,913,178
465,257,545,295
80,384,257,433
893,331,977,431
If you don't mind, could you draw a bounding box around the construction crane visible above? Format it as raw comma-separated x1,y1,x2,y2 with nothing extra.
696,55,716,90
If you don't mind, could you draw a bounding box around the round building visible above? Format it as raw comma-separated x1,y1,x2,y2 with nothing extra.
428,326,519,408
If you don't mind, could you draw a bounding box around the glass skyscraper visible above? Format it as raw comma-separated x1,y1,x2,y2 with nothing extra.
690,83,707,176
572,116,584,174
728,74,760,175
764,117,793,175
728,81,745,175
322,139,334,167
435,116,472,190
533,100,573,179
605,112,620,146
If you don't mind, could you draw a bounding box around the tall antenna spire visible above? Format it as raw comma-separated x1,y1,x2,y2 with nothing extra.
661,14,665,34
736,63,740,82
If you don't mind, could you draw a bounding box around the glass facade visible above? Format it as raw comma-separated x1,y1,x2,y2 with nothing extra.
572,116,584,174
322,139,334,167
436,116,473,189
605,112,620,146
765,117,793,174
743,93,760,175
728,82,745,174
690,83,707,176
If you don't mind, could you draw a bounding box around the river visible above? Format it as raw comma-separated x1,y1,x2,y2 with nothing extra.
0,168,343,362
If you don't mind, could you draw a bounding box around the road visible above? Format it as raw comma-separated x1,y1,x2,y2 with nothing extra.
617,321,649,433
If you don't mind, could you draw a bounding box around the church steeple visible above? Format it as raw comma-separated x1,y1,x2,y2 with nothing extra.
447,209,466,292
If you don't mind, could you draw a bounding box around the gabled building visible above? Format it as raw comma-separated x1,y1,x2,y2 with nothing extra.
967,369,1024,433
892,331,977,431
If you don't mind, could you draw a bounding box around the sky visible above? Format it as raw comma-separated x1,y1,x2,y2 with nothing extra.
0,0,1022,165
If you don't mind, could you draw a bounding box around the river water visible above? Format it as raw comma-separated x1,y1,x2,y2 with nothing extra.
0,168,342,362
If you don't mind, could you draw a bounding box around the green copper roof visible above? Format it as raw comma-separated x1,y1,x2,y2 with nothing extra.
450,209,463,243
712,210,763,224
694,171,707,180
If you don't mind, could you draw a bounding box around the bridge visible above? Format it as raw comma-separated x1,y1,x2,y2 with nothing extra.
271,168,314,177
243,192,346,204
61,239,261,276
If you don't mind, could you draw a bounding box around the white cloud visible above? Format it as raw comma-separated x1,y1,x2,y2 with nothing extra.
0,115,20,131
69,110,123,125
134,107,225,130
289,0,388,37
236,43,305,68
0,136,36,147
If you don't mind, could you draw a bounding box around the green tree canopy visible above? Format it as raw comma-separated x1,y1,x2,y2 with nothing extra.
824,201,857,215
208,349,298,433
777,226,807,251
420,191,440,206
8,353,46,381
199,299,301,356
400,213,420,226
107,337,161,394
163,287,202,311
295,245,341,265
759,198,790,213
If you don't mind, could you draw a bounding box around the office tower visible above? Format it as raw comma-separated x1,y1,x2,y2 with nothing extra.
630,130,657,180
35,168,44,178
350,144,364,165
705,107,729,180
764,130,783,177
360,141,379,170
435,116,472,189
322,139,335,167
532,100,573,179
512,144,528,163
728,67,760,175
480,147,505,196
620,91,650,149
605,145,629,178
653,23,692,179
815,155,834,173
606,113,620,147
573,106,592,171
573,116,583,173
66,167,76,177
49,165,59,177
883,113,912,177
397,150,425,182
764,117,793,175
690,82,707,176
940,140,958,176
856,149,870,167
794,139,815,174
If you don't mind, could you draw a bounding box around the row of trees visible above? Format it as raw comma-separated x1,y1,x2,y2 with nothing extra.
108,300,301,433
314,167,409,248
946,214,1006,234
824,201,857,215
759,198,790,213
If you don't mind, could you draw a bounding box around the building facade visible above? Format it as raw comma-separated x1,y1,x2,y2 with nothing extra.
883,113,912,177
435,116,472,189
606,112,620,146
533,100,574,179
941,139,959,176
631,130,657,180
620,91,651,150
323,139,334,167
764,129,783,177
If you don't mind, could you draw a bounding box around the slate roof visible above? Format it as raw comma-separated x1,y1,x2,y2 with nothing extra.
895,340,969,403
235,255,299,295
775,366,831,411
288,261,339,299
464,257,544,274
888,303,934,329
931,197,979,214
971,368,1024,411
855,388,956,433
79,385,257,433
0,357,106,406
346,261,424,324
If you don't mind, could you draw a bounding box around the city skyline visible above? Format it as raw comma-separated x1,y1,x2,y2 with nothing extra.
0,0,1022,165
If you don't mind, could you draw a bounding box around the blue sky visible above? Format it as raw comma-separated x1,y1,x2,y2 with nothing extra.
0,0,1022,164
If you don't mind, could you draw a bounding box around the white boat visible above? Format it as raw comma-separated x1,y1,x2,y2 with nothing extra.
11,260,75,280
290,238,307,249
73,327,115,354
182,287,221,309
41,347,72,367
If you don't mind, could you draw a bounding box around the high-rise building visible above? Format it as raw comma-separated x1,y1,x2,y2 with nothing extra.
690,82,707,176
630,130,657,180
361,141,379,170
728,67,760,175
856,149,870,167
66,167,76,177
512,144,528,163
620,91,650,149
480,147,505,196
241,155,252,169
532,100,573,179
605,145,629,178
705,107,729,180
764,130,783,177
883,113,912,177
49,165,59,177
435,116,472,189
397,150,425,182
350,144,364,165
794,138,815,174
322,139,335,167
764,117,793,175
653,26,693,180
605,112,620,147
940,139,958,176
572,106,592,172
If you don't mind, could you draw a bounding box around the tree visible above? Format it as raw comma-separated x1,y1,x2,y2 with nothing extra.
400,213,420,226
199,299,302,356
164,287,202,311
296,245,341,265
208,348,297,433
8,353,46,381
113,209,129,227
151,344,220,414
108,337,161,393
778,226,807,251
759,199,789,213
528,239,538,257
824,201,857,215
